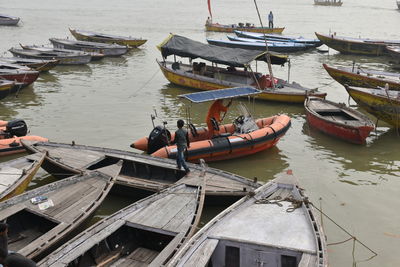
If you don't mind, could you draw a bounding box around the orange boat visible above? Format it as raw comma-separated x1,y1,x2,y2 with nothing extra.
0,119,48,156
131,87,291,162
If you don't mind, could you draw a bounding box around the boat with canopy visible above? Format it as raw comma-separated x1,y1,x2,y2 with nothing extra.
157,34,326,103
131,87,291,162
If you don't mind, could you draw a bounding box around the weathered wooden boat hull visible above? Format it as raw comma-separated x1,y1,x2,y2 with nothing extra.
345,85,400,128
38,183,204,266
0,153,45,201
207,38,310,52
0,57,60,72
21,141,261,199
315,32,390,56
205,24,284,33
0,80,14,100
386,45,400,63
49,38,128,56
0,70,39,86
69,28,147,48
323,63,400,90
158,61,326,103
0,15,19,25
0,163,121,261
305,97,374,144
0,135,48,157
9,48,92,65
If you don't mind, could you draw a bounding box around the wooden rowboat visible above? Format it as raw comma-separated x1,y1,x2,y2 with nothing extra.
305,97,374,144
0,153,45,201
315,32,400,56
0,14,20,26
38,182,204,266
386,45,400,63
344,85,400,128
205,22,284,34
69,28,147,48
0,162,121,261
168,172,328,267
20,44,104,61
21,141,261,202
0,63,40,86
0,80,15,100
323,63,400,91
234,30,322,46
314,0,343,6
0,57,59,72
49,38,128,56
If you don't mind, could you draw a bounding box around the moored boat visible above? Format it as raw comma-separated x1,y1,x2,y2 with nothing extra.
21,140,261,202
385,45,400,63
0,80,15,100
168,172,328,267
305,97,375,144
0,162,122,261
344,85,400,128
397,0,400,9
0,63,40,86
315,32,400,55
314,0,343,6
20,44,104,61
9,47,92,65
69,28,147,48
132,87,291,162
205,21,284,34
234,30,322,46
208,37,311,52
158,34,326,103
49,38,128,56
323,63,400,90
38,182,204,266
0,57,60,72
0,153,45,201
0,14,20,25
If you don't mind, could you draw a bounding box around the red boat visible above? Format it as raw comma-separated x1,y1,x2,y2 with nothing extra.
0,63,40,86
0,79,15,100
304,97,375,144
0,119,48,156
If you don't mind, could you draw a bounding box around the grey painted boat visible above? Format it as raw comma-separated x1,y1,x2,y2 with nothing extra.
49,38,128,56
20,44,104,61
9,47,92,65
169,172,328,267
0,57,60,72
0,14,20,26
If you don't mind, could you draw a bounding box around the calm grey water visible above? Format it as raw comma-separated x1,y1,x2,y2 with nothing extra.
1,0,400,266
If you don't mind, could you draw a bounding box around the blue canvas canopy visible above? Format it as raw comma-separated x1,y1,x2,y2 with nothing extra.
178,87,261,103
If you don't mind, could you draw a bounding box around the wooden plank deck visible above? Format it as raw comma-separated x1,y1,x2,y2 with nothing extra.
110,247,159,267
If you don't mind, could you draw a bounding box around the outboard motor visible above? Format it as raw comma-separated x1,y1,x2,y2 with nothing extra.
5,119,28,137
147,126,171,154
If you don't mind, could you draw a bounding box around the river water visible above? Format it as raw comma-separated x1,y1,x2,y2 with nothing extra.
1,0,400,266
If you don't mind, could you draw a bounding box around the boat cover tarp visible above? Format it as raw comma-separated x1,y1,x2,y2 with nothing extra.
179,87,261,103
158,34,287,67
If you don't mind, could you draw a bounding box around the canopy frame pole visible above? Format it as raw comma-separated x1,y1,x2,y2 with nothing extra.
253,0,275,89
248,65,262,90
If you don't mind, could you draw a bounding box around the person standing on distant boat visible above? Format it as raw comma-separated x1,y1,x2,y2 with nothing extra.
173,119,190,173
268,11,274,28
206,16,212,26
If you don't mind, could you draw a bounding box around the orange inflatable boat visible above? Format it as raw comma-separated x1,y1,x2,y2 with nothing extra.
0,119,48,156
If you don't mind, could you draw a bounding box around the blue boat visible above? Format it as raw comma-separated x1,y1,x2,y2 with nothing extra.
206,38,310,52
234,30,322,47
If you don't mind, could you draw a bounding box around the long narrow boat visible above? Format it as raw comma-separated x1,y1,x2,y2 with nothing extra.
168,172,328,267
314,0,343,6
305,97,374,144
234,30,322,46
0,63,39,86
69,28,147,48
0,153,45,201
9,47,92,65
315,32,400,55
0,14,20,25
205,22,284,34
157,34,326,103
344,85,400,128
21,141,261,202
385,45,400,63
0,162,121,261
20,44,104,61
398,0,400,9
323,63,400,90
208,38,311,52
38,182,204,266
0,80,15,100
132,87,291,162
0,57,59,72
49,38,128,56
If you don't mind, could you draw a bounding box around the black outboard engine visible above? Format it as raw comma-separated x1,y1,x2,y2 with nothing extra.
147,126,171,154
5,119,28,137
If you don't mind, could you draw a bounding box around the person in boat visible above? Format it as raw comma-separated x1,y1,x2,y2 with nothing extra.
206,16,212,25
172,119,190,173
0,223,36,267
206,99,232,138
268,11,274,28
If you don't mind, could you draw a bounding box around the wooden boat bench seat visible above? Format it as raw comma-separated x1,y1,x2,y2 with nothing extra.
108,247,159,267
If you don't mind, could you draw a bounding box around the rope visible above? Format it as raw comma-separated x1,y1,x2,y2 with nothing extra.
254,195,304,212
128,68,160,98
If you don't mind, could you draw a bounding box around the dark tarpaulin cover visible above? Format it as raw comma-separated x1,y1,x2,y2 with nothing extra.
178,87,261,103
159,34,287,67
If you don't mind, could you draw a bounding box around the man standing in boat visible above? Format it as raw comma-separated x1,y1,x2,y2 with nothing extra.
206,99,232,138
268,11,274,28
173,120,190,173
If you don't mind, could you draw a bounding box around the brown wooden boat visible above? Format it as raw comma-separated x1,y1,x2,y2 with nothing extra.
0,162,121,261
0,63,39,86
38,182,204,266
0,57,59,72
21,141,261,203
0,153,45,201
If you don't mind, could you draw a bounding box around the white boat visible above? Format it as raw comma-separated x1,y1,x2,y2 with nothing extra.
0,14,20,25
314,0,343,6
